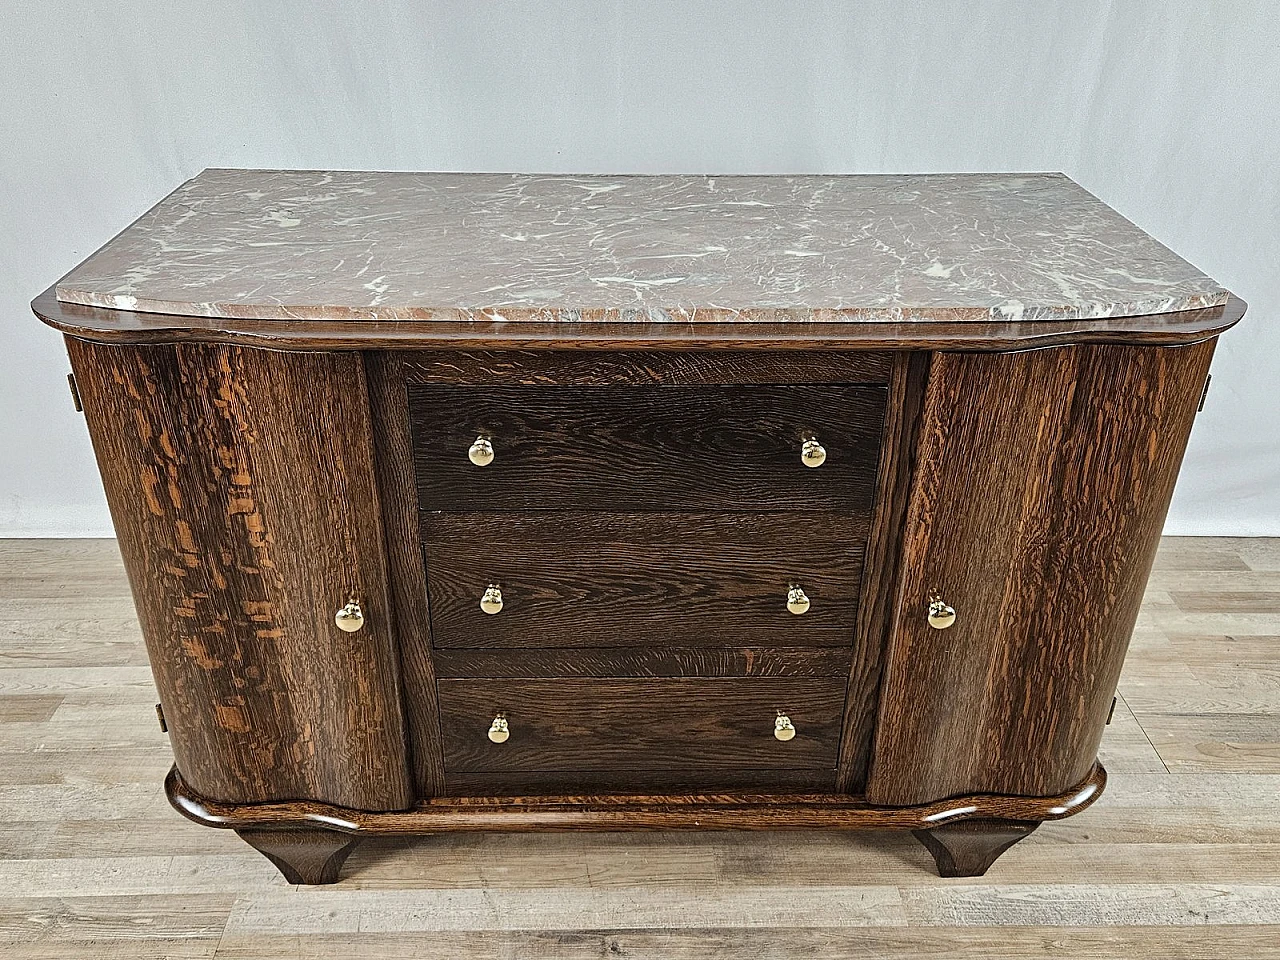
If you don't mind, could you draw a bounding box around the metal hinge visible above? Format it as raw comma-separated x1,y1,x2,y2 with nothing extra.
1106,696,1118,725
67,373,83,412
155,703,168,733
1198,373,1212,412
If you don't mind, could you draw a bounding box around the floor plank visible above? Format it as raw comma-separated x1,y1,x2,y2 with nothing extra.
0,536,1276,958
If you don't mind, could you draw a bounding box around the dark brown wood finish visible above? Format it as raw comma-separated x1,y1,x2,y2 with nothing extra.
34,288,1245,351
235,828,364,885
65,338,413,809
409,384,886,513
911,820,1040,878
867,340,1218,804
835,352,931,791
447,769,839,795
365,351,447,798
434,647,851,679
38,169,1244,888
436,678,846,791
398,350,892,385
423,512,866,648
167,761,1105,836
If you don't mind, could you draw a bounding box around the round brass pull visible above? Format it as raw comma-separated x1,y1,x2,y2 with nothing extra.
480,584,504,615
469,436,495,467
774,713,796,741
488,714,510,743
928,598,957,630
801,437,827,468
786,585,810,615
334,600,364,633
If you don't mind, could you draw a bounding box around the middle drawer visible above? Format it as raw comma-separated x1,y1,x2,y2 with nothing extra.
423,512,866,648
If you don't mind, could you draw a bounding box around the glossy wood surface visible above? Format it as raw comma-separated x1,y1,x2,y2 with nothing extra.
234,828,363,885
167,763,1106,835
867,340,1217,804
34,287,1246,350
912,819,1041,878
364,352,448,798
409,383,886,513
836,352,930,791
435,677,847,792
422,512,866,648
64,338,412,809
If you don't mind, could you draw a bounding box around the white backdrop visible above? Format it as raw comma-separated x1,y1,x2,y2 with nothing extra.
2,1,1277,536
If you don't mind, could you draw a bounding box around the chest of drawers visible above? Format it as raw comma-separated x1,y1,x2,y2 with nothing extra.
36,170,1241,883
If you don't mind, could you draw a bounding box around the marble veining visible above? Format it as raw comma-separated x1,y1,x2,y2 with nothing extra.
54,170,1228,324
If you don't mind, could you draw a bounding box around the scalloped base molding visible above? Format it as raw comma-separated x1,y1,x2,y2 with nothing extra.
166,762,1105,883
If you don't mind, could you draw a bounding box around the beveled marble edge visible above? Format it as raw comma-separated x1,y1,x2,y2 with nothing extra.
33,287,1246,351
51,170,1229,325
50,287,1231,324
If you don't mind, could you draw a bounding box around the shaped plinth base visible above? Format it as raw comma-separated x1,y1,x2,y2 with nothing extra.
236,827,363,885
912,818,1040,877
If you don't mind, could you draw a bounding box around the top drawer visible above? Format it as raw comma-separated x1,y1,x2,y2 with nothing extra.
409,384,886,512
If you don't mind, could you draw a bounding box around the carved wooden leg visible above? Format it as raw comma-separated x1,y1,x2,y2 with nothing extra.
911,819,1039,877
236,827,362,884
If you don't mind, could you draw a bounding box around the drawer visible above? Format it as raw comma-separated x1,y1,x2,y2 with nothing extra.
423,512,865,648
437,677,846,793
409,384,886,512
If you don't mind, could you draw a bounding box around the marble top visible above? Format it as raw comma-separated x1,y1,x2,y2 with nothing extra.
55,170,1228,324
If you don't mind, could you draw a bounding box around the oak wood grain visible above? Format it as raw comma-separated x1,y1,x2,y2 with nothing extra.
433,646,852,679
435,678,847,790
64,338,412,809
447,769,838,796
867,340,1218,804
409,383,886,513
234,828,363,885
364,352,447,798
911,819,1040,877
422,512,866,648
836,351,930,791
166,762,1106,833
397,349,892,384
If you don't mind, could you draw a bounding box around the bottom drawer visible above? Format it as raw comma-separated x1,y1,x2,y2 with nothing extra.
437,677,846,795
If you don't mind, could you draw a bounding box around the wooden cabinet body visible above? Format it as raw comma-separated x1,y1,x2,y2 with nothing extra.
35,170,1241,882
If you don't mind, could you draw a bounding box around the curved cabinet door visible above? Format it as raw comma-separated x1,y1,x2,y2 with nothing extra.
867,341,1215,805
66,339,412,809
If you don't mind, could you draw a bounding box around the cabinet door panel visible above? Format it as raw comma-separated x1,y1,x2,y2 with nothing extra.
67,339,411,809
867,341,1215,804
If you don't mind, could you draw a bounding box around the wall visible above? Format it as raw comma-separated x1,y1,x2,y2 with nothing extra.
2,1,1276,536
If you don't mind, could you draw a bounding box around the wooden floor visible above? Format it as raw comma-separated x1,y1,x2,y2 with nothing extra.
1,538,1278,958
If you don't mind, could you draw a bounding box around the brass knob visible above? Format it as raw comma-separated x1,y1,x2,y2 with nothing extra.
480,584,504,615
468,436,495,467
774,713,796,741
801,437,827,468
334,600,364,633
786,585,810,615
928,598,956,630
488,714,510,743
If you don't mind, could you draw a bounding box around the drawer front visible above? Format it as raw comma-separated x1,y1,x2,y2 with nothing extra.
438,677,845,792
423,512,865,648
410,384,886,512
